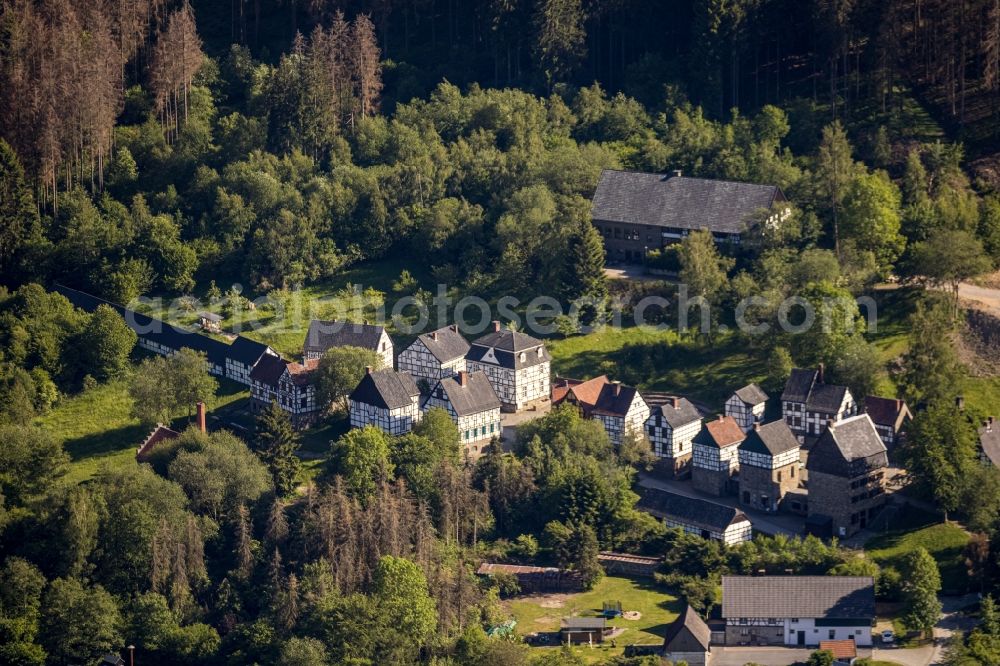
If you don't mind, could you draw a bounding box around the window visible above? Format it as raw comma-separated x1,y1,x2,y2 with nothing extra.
829,630,836,640
777,471,783,482
464,430,470,440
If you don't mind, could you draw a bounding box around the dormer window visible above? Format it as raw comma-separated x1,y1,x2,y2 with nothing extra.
520,352,526,362
536,347,543,357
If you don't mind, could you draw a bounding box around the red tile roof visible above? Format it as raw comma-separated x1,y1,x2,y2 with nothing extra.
819,639,857,659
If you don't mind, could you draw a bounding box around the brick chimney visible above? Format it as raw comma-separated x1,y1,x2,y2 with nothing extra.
196,401,207,433
431,331,438,340
492,320,501,333
717,414,724,422
458,371,468,387
753,422,761,431
449,324,459,333
672,169,683,178
667,396,677,408
817,363,825,384
365,365,373,375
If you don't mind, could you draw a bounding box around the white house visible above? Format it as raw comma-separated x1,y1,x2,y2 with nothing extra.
226,336,279,386
781,367,856,444
551,376,650,447
725,383,768,432
645,397,702,476
466,321,550,412
303,320,394,368
348,368,421,435
721,576,876,647
636,487,753,546
424,370,502,459
691,415,745,497
397,325,469,391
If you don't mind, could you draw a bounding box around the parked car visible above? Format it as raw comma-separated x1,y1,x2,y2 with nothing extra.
881,629,895,645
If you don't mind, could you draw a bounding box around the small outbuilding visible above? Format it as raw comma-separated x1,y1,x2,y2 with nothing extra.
663,605,712,665
198,311,223,333
560,616,611,644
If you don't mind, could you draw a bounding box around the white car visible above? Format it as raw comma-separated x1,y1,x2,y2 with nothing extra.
881,629,895,645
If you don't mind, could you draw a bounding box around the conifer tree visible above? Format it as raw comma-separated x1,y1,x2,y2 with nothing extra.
561,218,607,306
254,401,302,497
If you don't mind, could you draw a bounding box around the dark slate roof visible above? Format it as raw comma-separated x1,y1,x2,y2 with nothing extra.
734,383,768,406
591,169,783,235
350,369,420,410
782,368,818,403
739,420,799,457
808,383,850,413
249,354,288,386
694,416,745,449
199,311,223,322
467,328,548,370
561,617,607,630
436,371,501,416
229,336,272,365
304,320,387,355
636,487,750,533
807,414,888,477
721,576,875,619
414,325,470,363
652,397,702,428
663,605,711,653
54,284,230,366
593,383,643,418
980,419,1000,467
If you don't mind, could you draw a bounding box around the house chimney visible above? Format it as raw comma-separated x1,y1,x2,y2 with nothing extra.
365,365,373,375
672,169,683,178
667,397,677,408
717,414,724,422
896,398,903,410
753,422,761,431
956,395,965,411
492,320,501,333
817,363,825,384
458,371,468,387
196,401,207,433
449,324,458,333
431,331,438,340
827,418,837,429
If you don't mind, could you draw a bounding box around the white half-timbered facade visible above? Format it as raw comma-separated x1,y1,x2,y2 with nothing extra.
303,320,394,368
691,415,745,496
425,370,502,458
348,368,422,435
552,376,650,447
249,356,322,428
645,397,702,474
737,420,802,512
397,325,470,391
782,367,857,443
726,383,768,432
466,322,550,412
637,487,753,546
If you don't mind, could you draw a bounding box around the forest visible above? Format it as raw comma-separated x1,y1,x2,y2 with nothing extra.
4,0,1000,665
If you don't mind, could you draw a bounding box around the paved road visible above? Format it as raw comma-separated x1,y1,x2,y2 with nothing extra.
958,282,1000,317
636,472,804,536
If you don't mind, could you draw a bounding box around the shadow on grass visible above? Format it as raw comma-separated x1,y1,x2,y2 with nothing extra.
63,422,149,461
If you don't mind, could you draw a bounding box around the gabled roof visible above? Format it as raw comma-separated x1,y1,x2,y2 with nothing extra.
820,639,858,660
807,414,888,477
864,396,912,432
552,376,610,408
650,397,702,428
304,320,387,355
721,576,875,619
591,169,784,235
980,419,1000,467
412,325,470,363
552,376,644,418
739,420,799,457
434,371,501,416
471,326,544,353
663,605,711,653
636,487,750,533
694,416,745,449
734,383,768,406
136,424,180,461
229,335,273,365
287,358,319,387
592,383,643,418
249,354,288,385
561,617,607,630
782,368,818,403
781,367,851,413
350,369,420,410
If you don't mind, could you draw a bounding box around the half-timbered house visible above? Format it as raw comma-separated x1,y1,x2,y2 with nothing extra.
692,415,745,496
303,320,394,368
249,356,322,428
226,336,279,385
725,384,768,432
806,414,888,538
645,397,702,476
424,370,502,459
721,576,875,647
737,420,801,512
397,325,469,391
662,606,712,666
781,367,857,445
466,322,550,412
348,367,421,435
636,487,753,546
551,376,650,447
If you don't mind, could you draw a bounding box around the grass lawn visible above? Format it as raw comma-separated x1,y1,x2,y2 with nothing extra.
35,377,250,484
548,326,768,409
505,576,681,662
865,522,971,594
